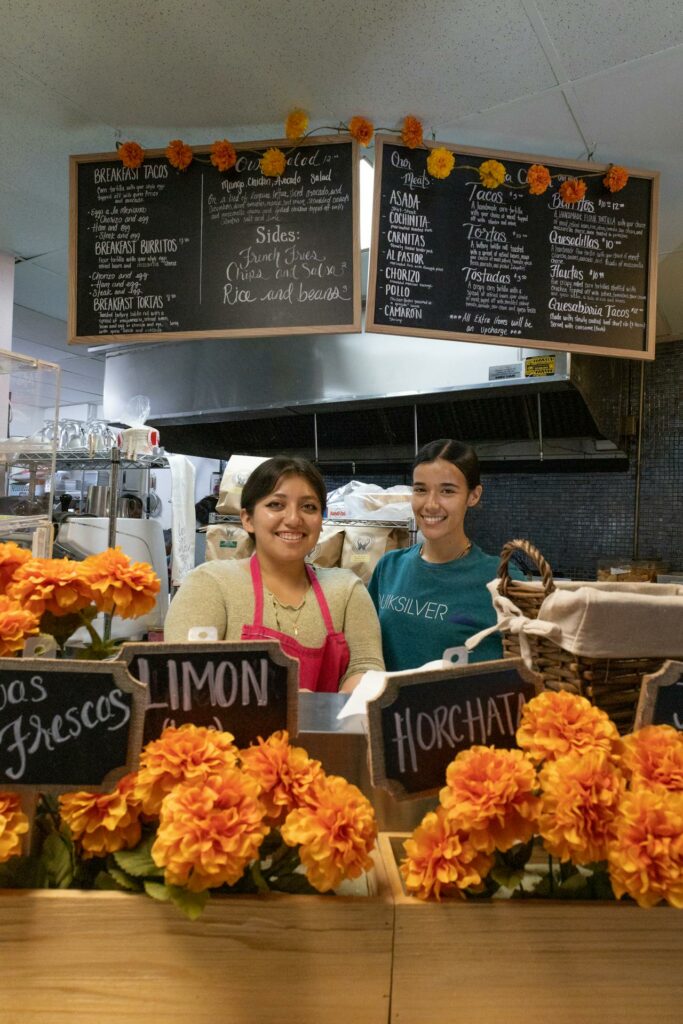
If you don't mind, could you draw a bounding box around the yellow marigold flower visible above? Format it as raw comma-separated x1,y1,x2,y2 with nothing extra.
439,746,539,853
7,557,94,618
347,116,374,147
119,141,144,169
538,749,624,864
478,159,506,189
401,115,424,149
281,775,377,893
608,788,683,908
260,147,287,177
427,147,455,179
516,689,621,765
165,139,193,171
603,165,628,193
81,547,160,619
135,724,239,816
210,139,237,172
0,541,32,594
59,772,142,859
152,770,269,892
527,163,551,195
559,177,587,204
622,725,683,793
239,730,324,821
0,792,29,862
285,109,309,140
0,594,40,656
401,806,492,901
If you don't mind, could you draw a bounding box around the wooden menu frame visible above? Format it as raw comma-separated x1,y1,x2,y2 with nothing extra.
634,659,683,729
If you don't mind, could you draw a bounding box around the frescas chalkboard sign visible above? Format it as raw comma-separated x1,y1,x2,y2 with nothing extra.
367,658,540,800
367,136,658,360
69,136,360,343
634,660,683,731
121,641,298,747
0,659,147,792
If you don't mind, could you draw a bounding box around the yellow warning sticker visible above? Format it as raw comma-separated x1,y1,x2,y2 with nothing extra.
525,355,556,377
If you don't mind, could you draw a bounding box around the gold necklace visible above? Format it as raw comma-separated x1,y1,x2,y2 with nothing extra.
420,539,472,562
270,592,308,637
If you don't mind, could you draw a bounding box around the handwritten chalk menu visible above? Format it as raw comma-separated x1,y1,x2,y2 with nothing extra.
0,659,147,792
121,642,298,746
635,660,683,731
367,136,658,360
69,137,360,343
367,658,540,800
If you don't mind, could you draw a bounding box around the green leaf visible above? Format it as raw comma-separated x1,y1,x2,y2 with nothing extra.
490,865,525,890
94,871,126,891
143,880,173,902
113,834,160,878
167,885,208,920
558,871,590,898
106,863,144,892
501,838,536,872
41,831,74,888
0,855,48,889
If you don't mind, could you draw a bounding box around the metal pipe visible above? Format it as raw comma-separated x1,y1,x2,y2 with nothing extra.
536,393,544,462
104,446,120,642
632,362,645,559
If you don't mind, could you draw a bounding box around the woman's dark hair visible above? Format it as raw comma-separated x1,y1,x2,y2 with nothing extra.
240,456,327,517
412,438,481,490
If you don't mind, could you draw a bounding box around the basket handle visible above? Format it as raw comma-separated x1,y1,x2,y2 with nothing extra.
498,538,556,598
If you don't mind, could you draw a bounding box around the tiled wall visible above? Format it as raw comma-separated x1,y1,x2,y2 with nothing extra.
325,341,683,580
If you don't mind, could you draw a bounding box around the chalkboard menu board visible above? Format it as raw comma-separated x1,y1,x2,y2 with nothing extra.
367,136,658,360
69,137,360,343
121,641,298,747
0,659,147,792
367,658,540,800
635,660,683,731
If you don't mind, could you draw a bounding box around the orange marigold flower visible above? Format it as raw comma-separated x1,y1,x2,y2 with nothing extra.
260,147,287,177
608,788,683,908
239,730,324,821
478,159,506,189
81,547,160,619
401,115,424,149
603,165,628,193
135,724,239,816
0,594,40,656
59,772,142,859
0,792,29,862
559,177,587,204
210,139,237,172
401,806,493,900
347,116,374,147
281,774,377,892
0,541,32,594
538,749,624,864
527,163,551,195
426,146,455,180
285,109,309,140
7,557,94,618
152,770,269,891
622,725,683,793
516,689,622,765
439,746,540,853
166,139,193,171
119,141,144,169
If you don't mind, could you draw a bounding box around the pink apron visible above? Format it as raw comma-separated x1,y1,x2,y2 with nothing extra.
241,555,350,692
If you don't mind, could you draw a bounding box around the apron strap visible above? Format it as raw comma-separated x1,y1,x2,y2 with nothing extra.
305,564,336,635
249,554,265,627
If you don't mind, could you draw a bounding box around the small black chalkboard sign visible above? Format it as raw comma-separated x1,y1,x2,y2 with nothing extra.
121,641,298,747
367,658,540,800
634,660,683,731
0,658,147,792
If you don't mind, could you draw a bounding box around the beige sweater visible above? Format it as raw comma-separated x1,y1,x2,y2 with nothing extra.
164,558,385,687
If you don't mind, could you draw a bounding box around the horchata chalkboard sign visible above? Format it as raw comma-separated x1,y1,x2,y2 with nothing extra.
121,641,298,747
0,658,147,793
634,660,683,731
367,658,541,800
69,136,360,343
367,136,659,360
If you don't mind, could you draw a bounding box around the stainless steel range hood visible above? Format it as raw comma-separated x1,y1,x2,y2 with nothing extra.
102,328,632,469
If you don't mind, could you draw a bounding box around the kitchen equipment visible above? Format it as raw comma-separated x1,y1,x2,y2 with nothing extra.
86,484,110,516
118,492,144,518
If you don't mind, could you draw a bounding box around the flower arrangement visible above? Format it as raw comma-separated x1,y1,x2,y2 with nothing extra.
401,691,683,909
0,541,160,660
0,727,378,919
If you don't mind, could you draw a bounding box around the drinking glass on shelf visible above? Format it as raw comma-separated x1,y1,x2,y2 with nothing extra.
58,419,87,451
86,420,119,455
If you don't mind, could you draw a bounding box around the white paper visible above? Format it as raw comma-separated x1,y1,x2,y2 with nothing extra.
336,660,453,719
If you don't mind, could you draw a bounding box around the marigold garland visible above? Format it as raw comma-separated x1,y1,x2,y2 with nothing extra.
0,792,29,861
59,773,142,859
239,730,324,821
82,546,160,619
426,146,455,180
135,724,239,815
118,141,144,169
260,147,287,177
0,541,32,594
401,806,493,901
559,177,587,204
603,164,629,193
0,594,40,656
478,159,506,189
608,787,683,909
347,115,374,147
401,115,424,149
527,163,552,195
210,139,237,172
621,725,683,793
6,557,94,618
285,109,309,140
165,139,194,171
516,689,622,765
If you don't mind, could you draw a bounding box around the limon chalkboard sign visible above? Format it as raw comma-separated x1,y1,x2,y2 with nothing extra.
121,641,298,747
367,658,541,800
69,136,360,344
634,660,683,731
0,659,147,793
367,136,658,360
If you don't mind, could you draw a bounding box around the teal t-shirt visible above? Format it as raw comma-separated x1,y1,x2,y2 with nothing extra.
368,543,512,671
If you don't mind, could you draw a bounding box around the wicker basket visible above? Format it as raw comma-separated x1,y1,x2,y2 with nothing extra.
497,539,667,732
